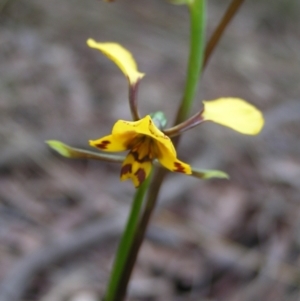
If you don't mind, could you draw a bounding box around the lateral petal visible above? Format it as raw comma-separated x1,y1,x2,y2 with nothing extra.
89,134,129,152
156,143,191,175
202,98,264,135
87,39,145,85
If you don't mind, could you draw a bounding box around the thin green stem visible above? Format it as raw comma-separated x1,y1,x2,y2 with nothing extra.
103,172,152,301
166,0,245,137
112,167,168,301
175,0,206,124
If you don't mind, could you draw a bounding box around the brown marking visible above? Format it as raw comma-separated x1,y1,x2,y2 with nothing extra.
120,164,132,176
134,168,146,186
131,150,152,163
96,140,111,150
173,162,185,173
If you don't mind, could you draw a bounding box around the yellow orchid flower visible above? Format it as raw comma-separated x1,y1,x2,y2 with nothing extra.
46,39,264,188
89,115,191,188
84,39,265,187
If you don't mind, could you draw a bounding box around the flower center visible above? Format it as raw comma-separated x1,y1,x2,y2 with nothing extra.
130,135,156,162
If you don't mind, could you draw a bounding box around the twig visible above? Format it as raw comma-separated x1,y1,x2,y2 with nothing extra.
0,215,126,301
203,0,245,68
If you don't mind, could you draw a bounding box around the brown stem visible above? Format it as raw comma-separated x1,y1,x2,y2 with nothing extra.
163,110,204,137
203,0,245,68
112,167,168,301
129,81,141,121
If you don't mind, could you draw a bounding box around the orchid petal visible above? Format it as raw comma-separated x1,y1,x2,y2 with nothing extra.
89,133,132,152
202,98,264,135
120,152,152,188
113,116,176,155
87,39,145,85
156,143,191,175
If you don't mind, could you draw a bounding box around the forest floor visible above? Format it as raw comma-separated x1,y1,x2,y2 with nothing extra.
0,0,300,300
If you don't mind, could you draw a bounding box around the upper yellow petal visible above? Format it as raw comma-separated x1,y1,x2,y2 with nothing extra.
87,39,145,85
112,118,146,136
202,98,264,135
90,115,171,153
112,115,176,156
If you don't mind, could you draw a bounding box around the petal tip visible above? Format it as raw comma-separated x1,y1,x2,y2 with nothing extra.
86,39,144,85
86,38,97,48
192,168,230,180
89,139,96,147
46,140,71,158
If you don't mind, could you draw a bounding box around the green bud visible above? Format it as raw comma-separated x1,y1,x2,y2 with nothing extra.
150,111,168,130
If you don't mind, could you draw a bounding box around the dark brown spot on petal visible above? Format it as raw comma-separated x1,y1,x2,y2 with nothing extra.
96,140,111,149
174,162,185,173
134,168,146,186
121,164,132,176
131,150,152,163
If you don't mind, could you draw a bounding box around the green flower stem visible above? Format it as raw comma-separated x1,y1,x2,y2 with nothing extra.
175,0,206,125
165,0,245,136
104,171,152,301
111,1,206,300
111,167,168,301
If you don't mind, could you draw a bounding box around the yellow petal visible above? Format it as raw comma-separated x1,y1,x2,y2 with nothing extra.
120,152,152,188
113,116,176,155
202,98,264,135
89,134,129,152
156,143,191,175
87,39,145,85
115,115,189,174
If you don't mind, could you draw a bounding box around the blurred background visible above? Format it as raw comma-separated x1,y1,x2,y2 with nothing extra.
0,0,300,300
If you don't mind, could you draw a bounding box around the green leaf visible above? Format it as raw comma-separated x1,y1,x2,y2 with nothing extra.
192,168,229,179
46,140,124,163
